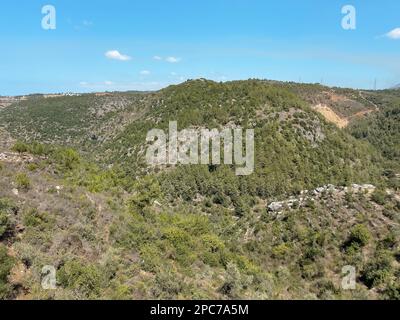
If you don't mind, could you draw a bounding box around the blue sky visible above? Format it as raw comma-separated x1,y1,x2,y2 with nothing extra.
0,0,399,95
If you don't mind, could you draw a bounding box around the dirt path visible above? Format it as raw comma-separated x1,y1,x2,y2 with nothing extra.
358,91,379,112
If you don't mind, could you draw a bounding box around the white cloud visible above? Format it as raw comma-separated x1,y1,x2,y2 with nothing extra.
104,81,114,85
386,28,400,39
153,56,182,63
140,70,151,75
170,72,177,76
73,20,94,31
105,50,132,61
79,81,88,86
165,56,181,63
82,20,93,27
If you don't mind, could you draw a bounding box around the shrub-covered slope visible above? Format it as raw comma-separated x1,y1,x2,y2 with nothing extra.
0,80,399,300
0,144,398,300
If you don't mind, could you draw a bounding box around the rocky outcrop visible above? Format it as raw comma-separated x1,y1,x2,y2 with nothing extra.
0,152,45,164
267,184,376,213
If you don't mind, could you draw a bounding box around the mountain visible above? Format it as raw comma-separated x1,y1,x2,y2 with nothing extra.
0,79,399,300
0,80,385,193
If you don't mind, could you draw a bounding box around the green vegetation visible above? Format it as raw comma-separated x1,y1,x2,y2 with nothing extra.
0,245,15,299
344,225,371,252
0,199,16,239
0,80,398,300
371,189,388,205
15,173,31,190
361,251,394,288
11,141,28,153
348,91,400,175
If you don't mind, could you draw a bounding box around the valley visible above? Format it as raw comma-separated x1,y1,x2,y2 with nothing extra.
0,79,399,300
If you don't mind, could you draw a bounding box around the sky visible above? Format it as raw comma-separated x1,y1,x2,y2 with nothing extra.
0,0,399,95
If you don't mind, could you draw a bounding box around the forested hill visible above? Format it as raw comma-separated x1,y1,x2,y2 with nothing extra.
0,80,388,196
0,79,399,300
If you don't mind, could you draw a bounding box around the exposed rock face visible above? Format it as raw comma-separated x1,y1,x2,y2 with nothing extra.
267,184,376,213
312,104,349,128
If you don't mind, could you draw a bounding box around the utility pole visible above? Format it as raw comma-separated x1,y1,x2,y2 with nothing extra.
374,78,377,91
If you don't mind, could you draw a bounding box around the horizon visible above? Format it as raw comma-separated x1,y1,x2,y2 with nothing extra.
1,77,399,97
1,0,399,96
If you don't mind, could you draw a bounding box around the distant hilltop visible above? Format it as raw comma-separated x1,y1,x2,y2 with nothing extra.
0,96,28,108
0,92,85,108
42,92,82,98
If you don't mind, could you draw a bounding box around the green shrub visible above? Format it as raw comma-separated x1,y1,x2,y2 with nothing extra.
28,142,49,156
220,262,253,298
151,266,187,299
26,163,39,171
200,234,226,267
347,224,371,248
0,245,15,299
15,173,31,190
384,282,400,300
361,252,393,288
11,141,28,153
58,260,102,298
54,148,80,171
371,189,388,205
272,243,291,259
23,209,52,229
0,199,17,238
128,176,162,213
0,211,10,238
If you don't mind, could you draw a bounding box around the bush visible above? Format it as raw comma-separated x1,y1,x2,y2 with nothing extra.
0,199,16,239
58,260,102,298
347,224,371,248
361,252,393,288
220,262,253,298
11,141,28,153
128,176,162,214
23,209,52,229
54,148,80,171
15,173,31,190
272,243,291,259
371,189,388,206
0,211,10,238
0,245,15,299
29,142,49,156
384,282,400,300
151,266,187,299
27,163,39,171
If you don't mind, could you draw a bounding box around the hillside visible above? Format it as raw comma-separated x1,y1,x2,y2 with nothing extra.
0,79,399,300
0,92,152,155
0,80,385,195
347,89,400,178
0,142,398,300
